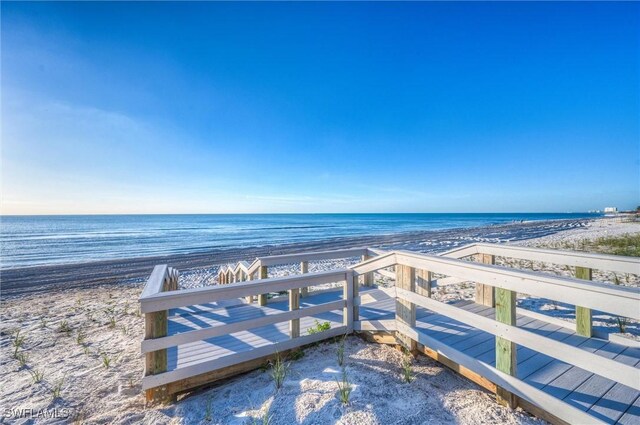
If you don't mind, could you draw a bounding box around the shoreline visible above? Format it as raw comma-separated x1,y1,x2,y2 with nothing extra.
1,218,593,297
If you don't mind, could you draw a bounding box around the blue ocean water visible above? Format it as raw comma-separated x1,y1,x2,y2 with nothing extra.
0,213,599,269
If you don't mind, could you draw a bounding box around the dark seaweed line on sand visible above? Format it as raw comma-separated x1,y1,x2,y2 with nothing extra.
0,219,589,297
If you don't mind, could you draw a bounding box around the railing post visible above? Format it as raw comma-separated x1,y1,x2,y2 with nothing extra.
300,261,309,297
344,271,354,332
353,271,360,323
416,269,431,298
289,287,300,338
246,272,254,303
144,269,170,402
395,264,417,352
258,266,268,306
575,266,593,337
495,286,517,408
362,253,374,286
475,254,495,307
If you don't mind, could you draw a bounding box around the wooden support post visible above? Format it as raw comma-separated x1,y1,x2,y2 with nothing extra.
495,286,517,409
575,266,593,337
246,272,253,303
395,264,417,352
300,261,309,297
362,254,374,287
416,269,432,298
144,309,168,402
475,254,495,307
344,271,354,331
289,287,300,338
258,266,268,306
353,272,360,322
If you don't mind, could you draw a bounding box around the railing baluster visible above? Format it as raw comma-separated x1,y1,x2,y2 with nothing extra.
395,264,417,352
300,261,309,297
416,269,431,298
258,265,268,306
362,253,374,286
475,254,496,307
344,271,354,332
495,286,517,408
575,266,593,337
289,287,300,338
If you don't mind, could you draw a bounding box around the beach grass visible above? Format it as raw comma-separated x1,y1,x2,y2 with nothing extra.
555,233,640,257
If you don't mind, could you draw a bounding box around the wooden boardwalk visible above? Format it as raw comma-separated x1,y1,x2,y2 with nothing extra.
140,244,640,424
157,286,639,424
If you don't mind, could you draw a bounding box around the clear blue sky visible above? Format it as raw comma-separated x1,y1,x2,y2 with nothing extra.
2,2,638,214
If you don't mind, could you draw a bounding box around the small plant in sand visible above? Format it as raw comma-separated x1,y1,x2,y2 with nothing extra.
307,320,331,335
15,351,29,368
270,351,289,390
57,320,72,335
51,375,65,400
336,335,347,367
76,331,86,346
401,352,414,383
613,274,621,285
29,368,44,384
12,329,26,357
123,302,130,315
40,318,47,329
335,367,352,405
101,352,112,368
104,307,117,328
617,317,629,333
204,395,213,422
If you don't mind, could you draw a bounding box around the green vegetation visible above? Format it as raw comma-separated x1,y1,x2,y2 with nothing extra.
401,352,414,383
336,335,346,367
57,320,72,335
270,351,289,390
204,396,213,422
335,368,352,405
12,329,26,357
307,320,331,335
553,233,640,257
51,375,65,400
29,368,44,384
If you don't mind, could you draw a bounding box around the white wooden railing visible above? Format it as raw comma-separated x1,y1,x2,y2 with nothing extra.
351,250,640,425
139,266,353,397
139,243,639,421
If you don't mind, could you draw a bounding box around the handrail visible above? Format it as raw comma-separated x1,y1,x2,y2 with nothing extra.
140,268,350,313
396,287,640,389
352,250,640,319
442,242,640,275
217,246,376,283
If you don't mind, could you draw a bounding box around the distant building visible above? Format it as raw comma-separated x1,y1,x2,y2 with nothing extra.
604,207,618,214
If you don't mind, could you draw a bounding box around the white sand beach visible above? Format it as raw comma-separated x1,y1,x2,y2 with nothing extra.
1,218,638,424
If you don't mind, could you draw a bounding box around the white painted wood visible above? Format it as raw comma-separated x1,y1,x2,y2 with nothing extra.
257,247,368,268
142,325,348,389
140,269,348,313
444,243,640,275
440,244,480,259
141,265,168,298
354,320,397,331
388,251,640,319
141,299,345,353
352,252,398,275
376,268,396,279
395,322,606,425
396,288,640,390
344,271,354,332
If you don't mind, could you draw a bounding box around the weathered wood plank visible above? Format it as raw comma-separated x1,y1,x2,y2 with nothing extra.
395,264,416,352
576,266,593,337
416,269,432,298
495,286,517,408
300,261,309,297
289,287,300,338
